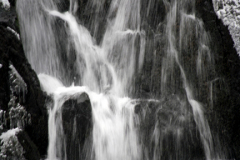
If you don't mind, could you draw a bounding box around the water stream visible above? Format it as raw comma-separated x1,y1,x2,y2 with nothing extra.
17,0,226,159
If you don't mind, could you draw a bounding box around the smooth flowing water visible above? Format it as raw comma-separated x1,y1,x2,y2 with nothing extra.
17,0,225,159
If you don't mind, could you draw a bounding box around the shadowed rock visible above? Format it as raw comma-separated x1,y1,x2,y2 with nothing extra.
61,92,92,160
16,131,40,160
135,95,205,159
0,25,48,156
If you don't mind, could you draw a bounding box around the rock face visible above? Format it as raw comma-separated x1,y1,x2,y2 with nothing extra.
196,0,240,158
135,96,205,160
135,0,240,158
61,93,92,160
0,5,16,112
0,129,40,160
0,44,9,112
0,5,49,157
16,131,40,160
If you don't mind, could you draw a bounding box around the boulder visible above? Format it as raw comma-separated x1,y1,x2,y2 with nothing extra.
61,92,92,160
16,131,40,160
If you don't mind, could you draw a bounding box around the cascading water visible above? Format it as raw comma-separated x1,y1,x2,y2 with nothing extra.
161,0,217,159
16,0,226,159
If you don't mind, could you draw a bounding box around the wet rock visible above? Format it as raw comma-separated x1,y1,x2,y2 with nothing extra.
131,0,240,158
196,0,240,158
61,92,92,160
135,95,205,159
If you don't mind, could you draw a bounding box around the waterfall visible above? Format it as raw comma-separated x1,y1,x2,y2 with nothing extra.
161,0,216,159
16,0,226,159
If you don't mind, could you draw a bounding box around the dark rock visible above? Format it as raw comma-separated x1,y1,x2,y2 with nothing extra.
0,25,43,116
24,111,48,157
16,131,40,160
136,95,205,159
196,0,240,159
0,7,19,32
0,45,10,112
9,0,16,7
0,25,49,156
141,0,166,31
61,92,92,160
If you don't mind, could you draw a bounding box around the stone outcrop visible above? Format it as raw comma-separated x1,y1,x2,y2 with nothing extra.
196,0,240,158
0,6,48,156
16,131,40,160
62,93,92,160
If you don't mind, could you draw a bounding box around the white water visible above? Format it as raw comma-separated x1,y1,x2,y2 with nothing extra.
37,0,144,159
16,0,226,159
39,79,141,160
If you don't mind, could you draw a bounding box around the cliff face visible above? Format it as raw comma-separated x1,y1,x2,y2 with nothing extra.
196,0,240,158
1,0,240,159
139,0,240,157
0,1,48,157
135,0,240,158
